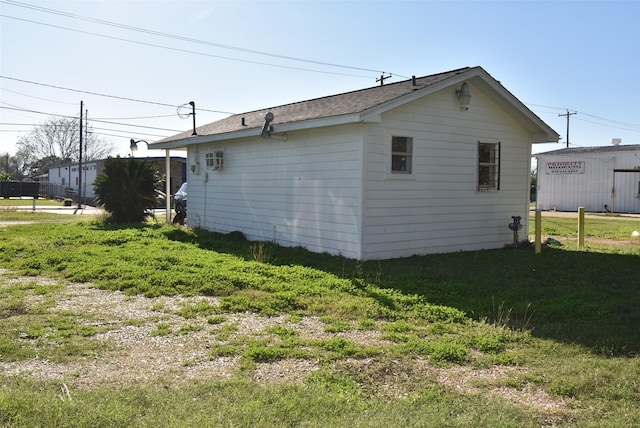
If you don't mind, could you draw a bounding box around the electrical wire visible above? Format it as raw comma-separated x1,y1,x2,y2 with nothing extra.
0,106,183,132
0,75,235,114
91,114,177,120
573,117,640,133
2,0,398,77
0,87,78,105
527,103,640,133
577,112,640,130
1,14,379,80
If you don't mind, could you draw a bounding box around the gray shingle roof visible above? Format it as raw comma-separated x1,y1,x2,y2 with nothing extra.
157,67,472,144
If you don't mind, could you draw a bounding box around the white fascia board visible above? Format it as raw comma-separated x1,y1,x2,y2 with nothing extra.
530,133,556,144
151,113,366,149
276,113,367,131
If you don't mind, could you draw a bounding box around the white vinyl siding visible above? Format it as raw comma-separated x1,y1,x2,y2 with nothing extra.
362,85,531,259
186,80,543,260
187,125,363,259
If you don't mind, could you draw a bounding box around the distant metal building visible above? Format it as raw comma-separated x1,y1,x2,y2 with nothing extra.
534,143,640,213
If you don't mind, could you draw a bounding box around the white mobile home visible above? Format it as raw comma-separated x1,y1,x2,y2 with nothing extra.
153,66,558,260
47,157,187,205
534,143,640,214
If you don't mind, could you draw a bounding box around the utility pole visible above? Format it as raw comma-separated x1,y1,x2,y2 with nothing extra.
558,110,576,148
78,100,83,211
84,108,88,206
376,73,391,86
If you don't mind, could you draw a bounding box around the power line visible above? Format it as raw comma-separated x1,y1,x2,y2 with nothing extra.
573,117,640,133
2,0,395,77
92,114,176,120
577,112,640,130
0,121,168,138
0,75,235,114
0,106,183,132
0,87,78,105
1,14,380,80
527,102,640,133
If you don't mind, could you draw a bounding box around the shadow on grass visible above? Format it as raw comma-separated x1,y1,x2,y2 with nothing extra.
166,226,640,357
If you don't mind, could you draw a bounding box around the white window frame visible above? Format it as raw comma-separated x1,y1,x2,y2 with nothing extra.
205,150,224,170
391,136,413,174
477,141,500,191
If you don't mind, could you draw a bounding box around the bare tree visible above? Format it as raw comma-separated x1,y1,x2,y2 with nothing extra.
16,116,114,167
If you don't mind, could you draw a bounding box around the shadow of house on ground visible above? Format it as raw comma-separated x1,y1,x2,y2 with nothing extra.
167,227,640,357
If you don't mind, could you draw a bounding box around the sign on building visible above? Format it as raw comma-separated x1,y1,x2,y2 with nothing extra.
545,161,585,175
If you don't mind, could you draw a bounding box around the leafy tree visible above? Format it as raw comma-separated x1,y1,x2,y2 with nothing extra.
93,156,160,223
28,155,68,178
0,152,28,181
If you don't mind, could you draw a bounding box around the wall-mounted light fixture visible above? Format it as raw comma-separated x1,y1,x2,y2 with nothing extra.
260,112,288,140
130,139,149,152
261,112,275,138
456,82,472,111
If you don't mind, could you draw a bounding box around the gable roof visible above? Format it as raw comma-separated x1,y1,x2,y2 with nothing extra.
535,144,640,156
152,66,559,149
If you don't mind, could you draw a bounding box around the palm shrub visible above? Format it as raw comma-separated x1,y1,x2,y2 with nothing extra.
93,156,160,223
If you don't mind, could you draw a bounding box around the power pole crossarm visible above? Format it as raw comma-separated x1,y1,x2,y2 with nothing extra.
559,110,577,148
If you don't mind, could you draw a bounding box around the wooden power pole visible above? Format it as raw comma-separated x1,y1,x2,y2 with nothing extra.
78,100,83,210
558,110,577,148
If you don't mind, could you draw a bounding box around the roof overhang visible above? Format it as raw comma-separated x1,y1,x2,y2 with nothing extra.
150,113,367,149
150,66,559,149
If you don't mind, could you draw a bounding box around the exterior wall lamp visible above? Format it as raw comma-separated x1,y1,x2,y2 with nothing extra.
130,139,149,152
456,82,471,111
260,112,288,141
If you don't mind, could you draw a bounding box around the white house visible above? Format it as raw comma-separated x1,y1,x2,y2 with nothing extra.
152,66,558,260
534,142,640,214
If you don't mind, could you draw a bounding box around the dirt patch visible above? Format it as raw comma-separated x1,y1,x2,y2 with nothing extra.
0,271,568,415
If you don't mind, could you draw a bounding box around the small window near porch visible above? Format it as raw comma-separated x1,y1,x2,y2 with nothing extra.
478,142,500,191
391,136,412,174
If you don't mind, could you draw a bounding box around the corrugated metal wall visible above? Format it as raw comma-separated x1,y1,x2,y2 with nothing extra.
536,149,640,213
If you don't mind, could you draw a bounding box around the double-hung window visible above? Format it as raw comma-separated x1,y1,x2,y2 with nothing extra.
478,142,500,191
391,136,412,174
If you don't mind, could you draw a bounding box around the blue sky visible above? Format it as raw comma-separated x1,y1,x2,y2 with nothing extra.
1,0,639,162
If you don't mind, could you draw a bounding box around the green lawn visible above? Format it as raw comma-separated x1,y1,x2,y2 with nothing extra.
0,212,639,427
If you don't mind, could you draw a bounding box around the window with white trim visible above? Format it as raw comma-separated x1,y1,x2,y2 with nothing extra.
391,136,412,174
205,151,224,169
478,142,500,191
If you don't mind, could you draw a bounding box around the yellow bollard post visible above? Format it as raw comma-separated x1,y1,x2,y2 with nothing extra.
535,209,542,254
578,207,585,248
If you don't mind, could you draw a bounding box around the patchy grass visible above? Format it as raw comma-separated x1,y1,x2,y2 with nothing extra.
0,211,639,427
